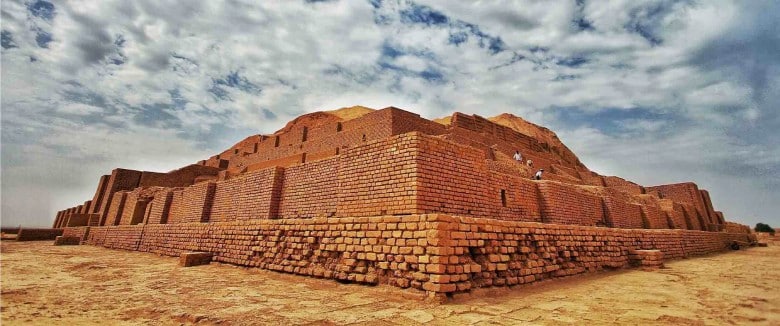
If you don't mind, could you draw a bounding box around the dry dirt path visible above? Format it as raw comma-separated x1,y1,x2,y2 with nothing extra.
2,240,779,325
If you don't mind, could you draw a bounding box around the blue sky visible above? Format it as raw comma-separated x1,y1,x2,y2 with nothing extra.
1,0,778,228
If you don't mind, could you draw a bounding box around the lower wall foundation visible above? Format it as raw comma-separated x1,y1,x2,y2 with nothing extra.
16,228,64,241
63,215,755,299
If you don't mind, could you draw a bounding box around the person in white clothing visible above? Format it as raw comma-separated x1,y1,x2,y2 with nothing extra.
513,151,522,162
534,169,544,180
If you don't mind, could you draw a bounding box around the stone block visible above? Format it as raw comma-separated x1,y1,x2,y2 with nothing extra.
179,252,213,267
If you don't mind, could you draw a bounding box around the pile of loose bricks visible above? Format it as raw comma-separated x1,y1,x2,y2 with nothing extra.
52,106,757,299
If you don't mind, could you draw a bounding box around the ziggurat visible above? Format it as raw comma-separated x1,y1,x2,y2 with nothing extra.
52,106,755,300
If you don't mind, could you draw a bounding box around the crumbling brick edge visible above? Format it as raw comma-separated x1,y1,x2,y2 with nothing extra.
61,214,756,301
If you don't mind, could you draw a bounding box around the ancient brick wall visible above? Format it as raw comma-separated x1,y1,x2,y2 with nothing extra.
60,212,70,228
579,171,606,186
632,195,670,229
122,132,589,225
603,176,644,195
65,211,75,226
383,134,564,223
415,133,491,217
84,227,108,246
80,201,92,214
714,211,725,224
166,190,185,224
89,175,110,214
538,182,605,226
441,216,753,294
218,135,264,158
139,164,220,188
680,203,706,231
56,210,68,228
541,171,582,184
241,153,303,174
234,167,283,220
105,192,128,226
119,189,142,225
96,169,143,226
52,212,63,228
210,167,283,221
657,200,687,229
413,134,544,221
58,212,66,228
548,164,581,182
146,190,174,224
699,190,718,224
602,195,644,229
57,212,67,228
1,227,21,234
447,121,536,167
16,228,63,241
440,128,492,157
647,183,708,222
391,108,447,135
88,216,438,290
485,159,532,179
336,133,419,217
448,112,580,171
99,225,145,251
64,213,97,227
303,121,336,147
339,108,395,141
724,222,751,234
81,214,754,297
640,204,668,229
175,182,216,223
225,109,397,175
305,148,339,163
450,113,527,144
56,107,747,241
279,158,339,218
204,156,229,169
485,173,543,222
62,226,90,242
210,176,242,223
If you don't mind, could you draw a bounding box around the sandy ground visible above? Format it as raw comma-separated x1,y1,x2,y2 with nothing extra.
1,240,779,325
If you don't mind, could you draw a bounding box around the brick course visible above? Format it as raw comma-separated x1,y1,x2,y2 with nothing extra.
52,106,757,298
73,214,754,298
279,158,339,218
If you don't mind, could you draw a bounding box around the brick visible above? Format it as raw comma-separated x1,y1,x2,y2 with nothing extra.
53,106,752,298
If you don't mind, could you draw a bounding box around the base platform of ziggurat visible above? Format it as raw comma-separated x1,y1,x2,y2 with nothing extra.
53,106,756,299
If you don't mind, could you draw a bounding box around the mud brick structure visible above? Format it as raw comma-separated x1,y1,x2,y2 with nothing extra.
54,106,756,299
54,236,82,246
16,228,63,241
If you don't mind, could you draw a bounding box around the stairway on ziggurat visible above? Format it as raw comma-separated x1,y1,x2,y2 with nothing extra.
53,105,755,300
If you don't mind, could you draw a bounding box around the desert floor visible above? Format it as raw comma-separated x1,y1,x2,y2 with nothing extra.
1,240,779,325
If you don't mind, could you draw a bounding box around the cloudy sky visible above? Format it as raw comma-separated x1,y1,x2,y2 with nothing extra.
2,0,778,228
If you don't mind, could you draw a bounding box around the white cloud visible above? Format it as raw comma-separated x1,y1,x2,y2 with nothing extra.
57,103,102,115
1,0,778,228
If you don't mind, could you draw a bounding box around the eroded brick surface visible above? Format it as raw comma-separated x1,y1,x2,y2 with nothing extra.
72,215,755,296
53,106,757,297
